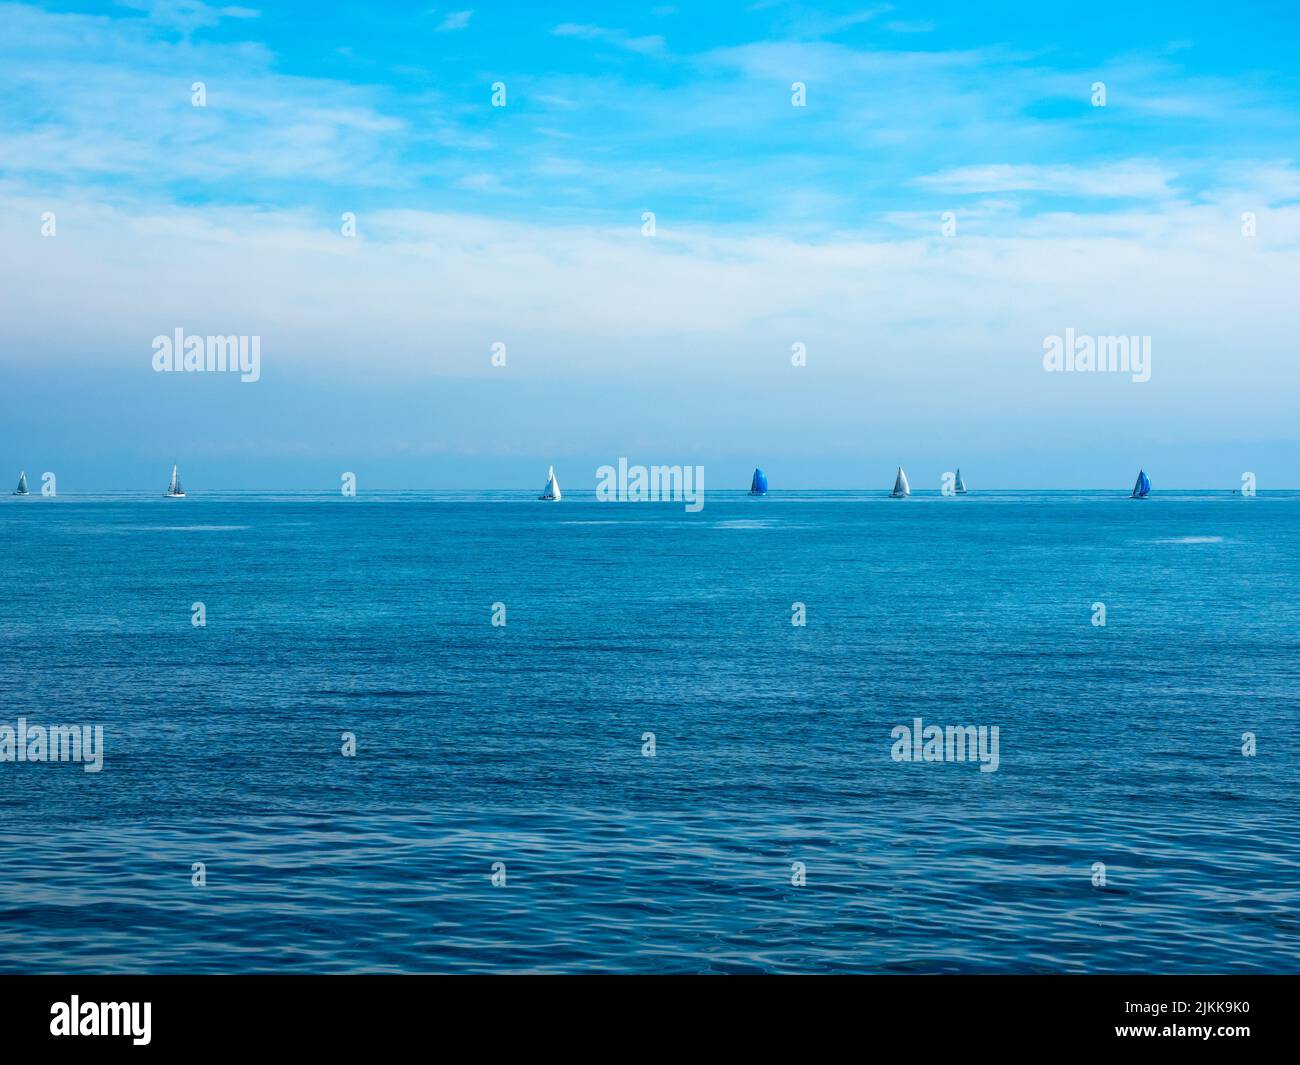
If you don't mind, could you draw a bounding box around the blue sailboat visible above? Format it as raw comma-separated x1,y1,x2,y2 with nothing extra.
749,468,768,496
1131,469,1151,499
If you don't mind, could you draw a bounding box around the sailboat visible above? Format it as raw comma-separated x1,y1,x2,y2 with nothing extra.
165,465,186,498
1131,469,1151,499
749,468,769,496
954,468,967,495
539,465,561,501
891,466,910,498
13,471,28,496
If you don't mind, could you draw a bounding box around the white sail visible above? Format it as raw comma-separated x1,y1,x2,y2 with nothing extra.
891,466,910,497
14,471,28,495
539,465,561,501
954,468,967,494
165,465,185,497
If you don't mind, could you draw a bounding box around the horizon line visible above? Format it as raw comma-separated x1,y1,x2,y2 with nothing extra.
6,487,1291,496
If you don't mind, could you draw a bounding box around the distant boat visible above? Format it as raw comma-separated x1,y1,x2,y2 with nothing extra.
13,471,28,496
954,468,967,495
1131,469,1151,499
539,465,561,501
891,466,910,498
165,465,186,498
749,468,768,496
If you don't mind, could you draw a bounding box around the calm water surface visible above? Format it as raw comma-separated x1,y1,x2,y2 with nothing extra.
1,491,1298,973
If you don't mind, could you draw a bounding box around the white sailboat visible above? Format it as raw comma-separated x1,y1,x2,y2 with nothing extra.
538,465,561,501
165,465,186,498
954,468,967,495
13,471,28,496
891,466,910,498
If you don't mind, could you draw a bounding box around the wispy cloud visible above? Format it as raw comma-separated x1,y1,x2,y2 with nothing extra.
6,0,1297,232
778,4,892,38
5,186,1298,450
118,0,261,31
887,18,934,33
916,162,1178,200
552,23,666,56
435,9,472,32
453,171,503,192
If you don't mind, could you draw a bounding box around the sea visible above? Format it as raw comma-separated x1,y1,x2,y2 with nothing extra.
1,490,1298,973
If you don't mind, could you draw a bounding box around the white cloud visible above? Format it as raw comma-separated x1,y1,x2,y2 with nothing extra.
916,162,1178,200
117,0,260,31
887,19,934,33
453,172,503,192
781,4,892,37
436,10,473,32
0,4,431,189
4,182,1297,401
552,23,666,56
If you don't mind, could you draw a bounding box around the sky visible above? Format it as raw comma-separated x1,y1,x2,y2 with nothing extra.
1,0,1298,490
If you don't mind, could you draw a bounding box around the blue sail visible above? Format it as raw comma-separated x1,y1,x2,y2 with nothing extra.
1132,469,1151,498
749,468,768,495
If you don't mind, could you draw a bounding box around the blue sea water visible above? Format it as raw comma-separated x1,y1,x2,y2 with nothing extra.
1,490,1298,974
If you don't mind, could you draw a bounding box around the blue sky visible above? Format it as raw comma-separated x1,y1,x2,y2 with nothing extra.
2,0,1299,489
